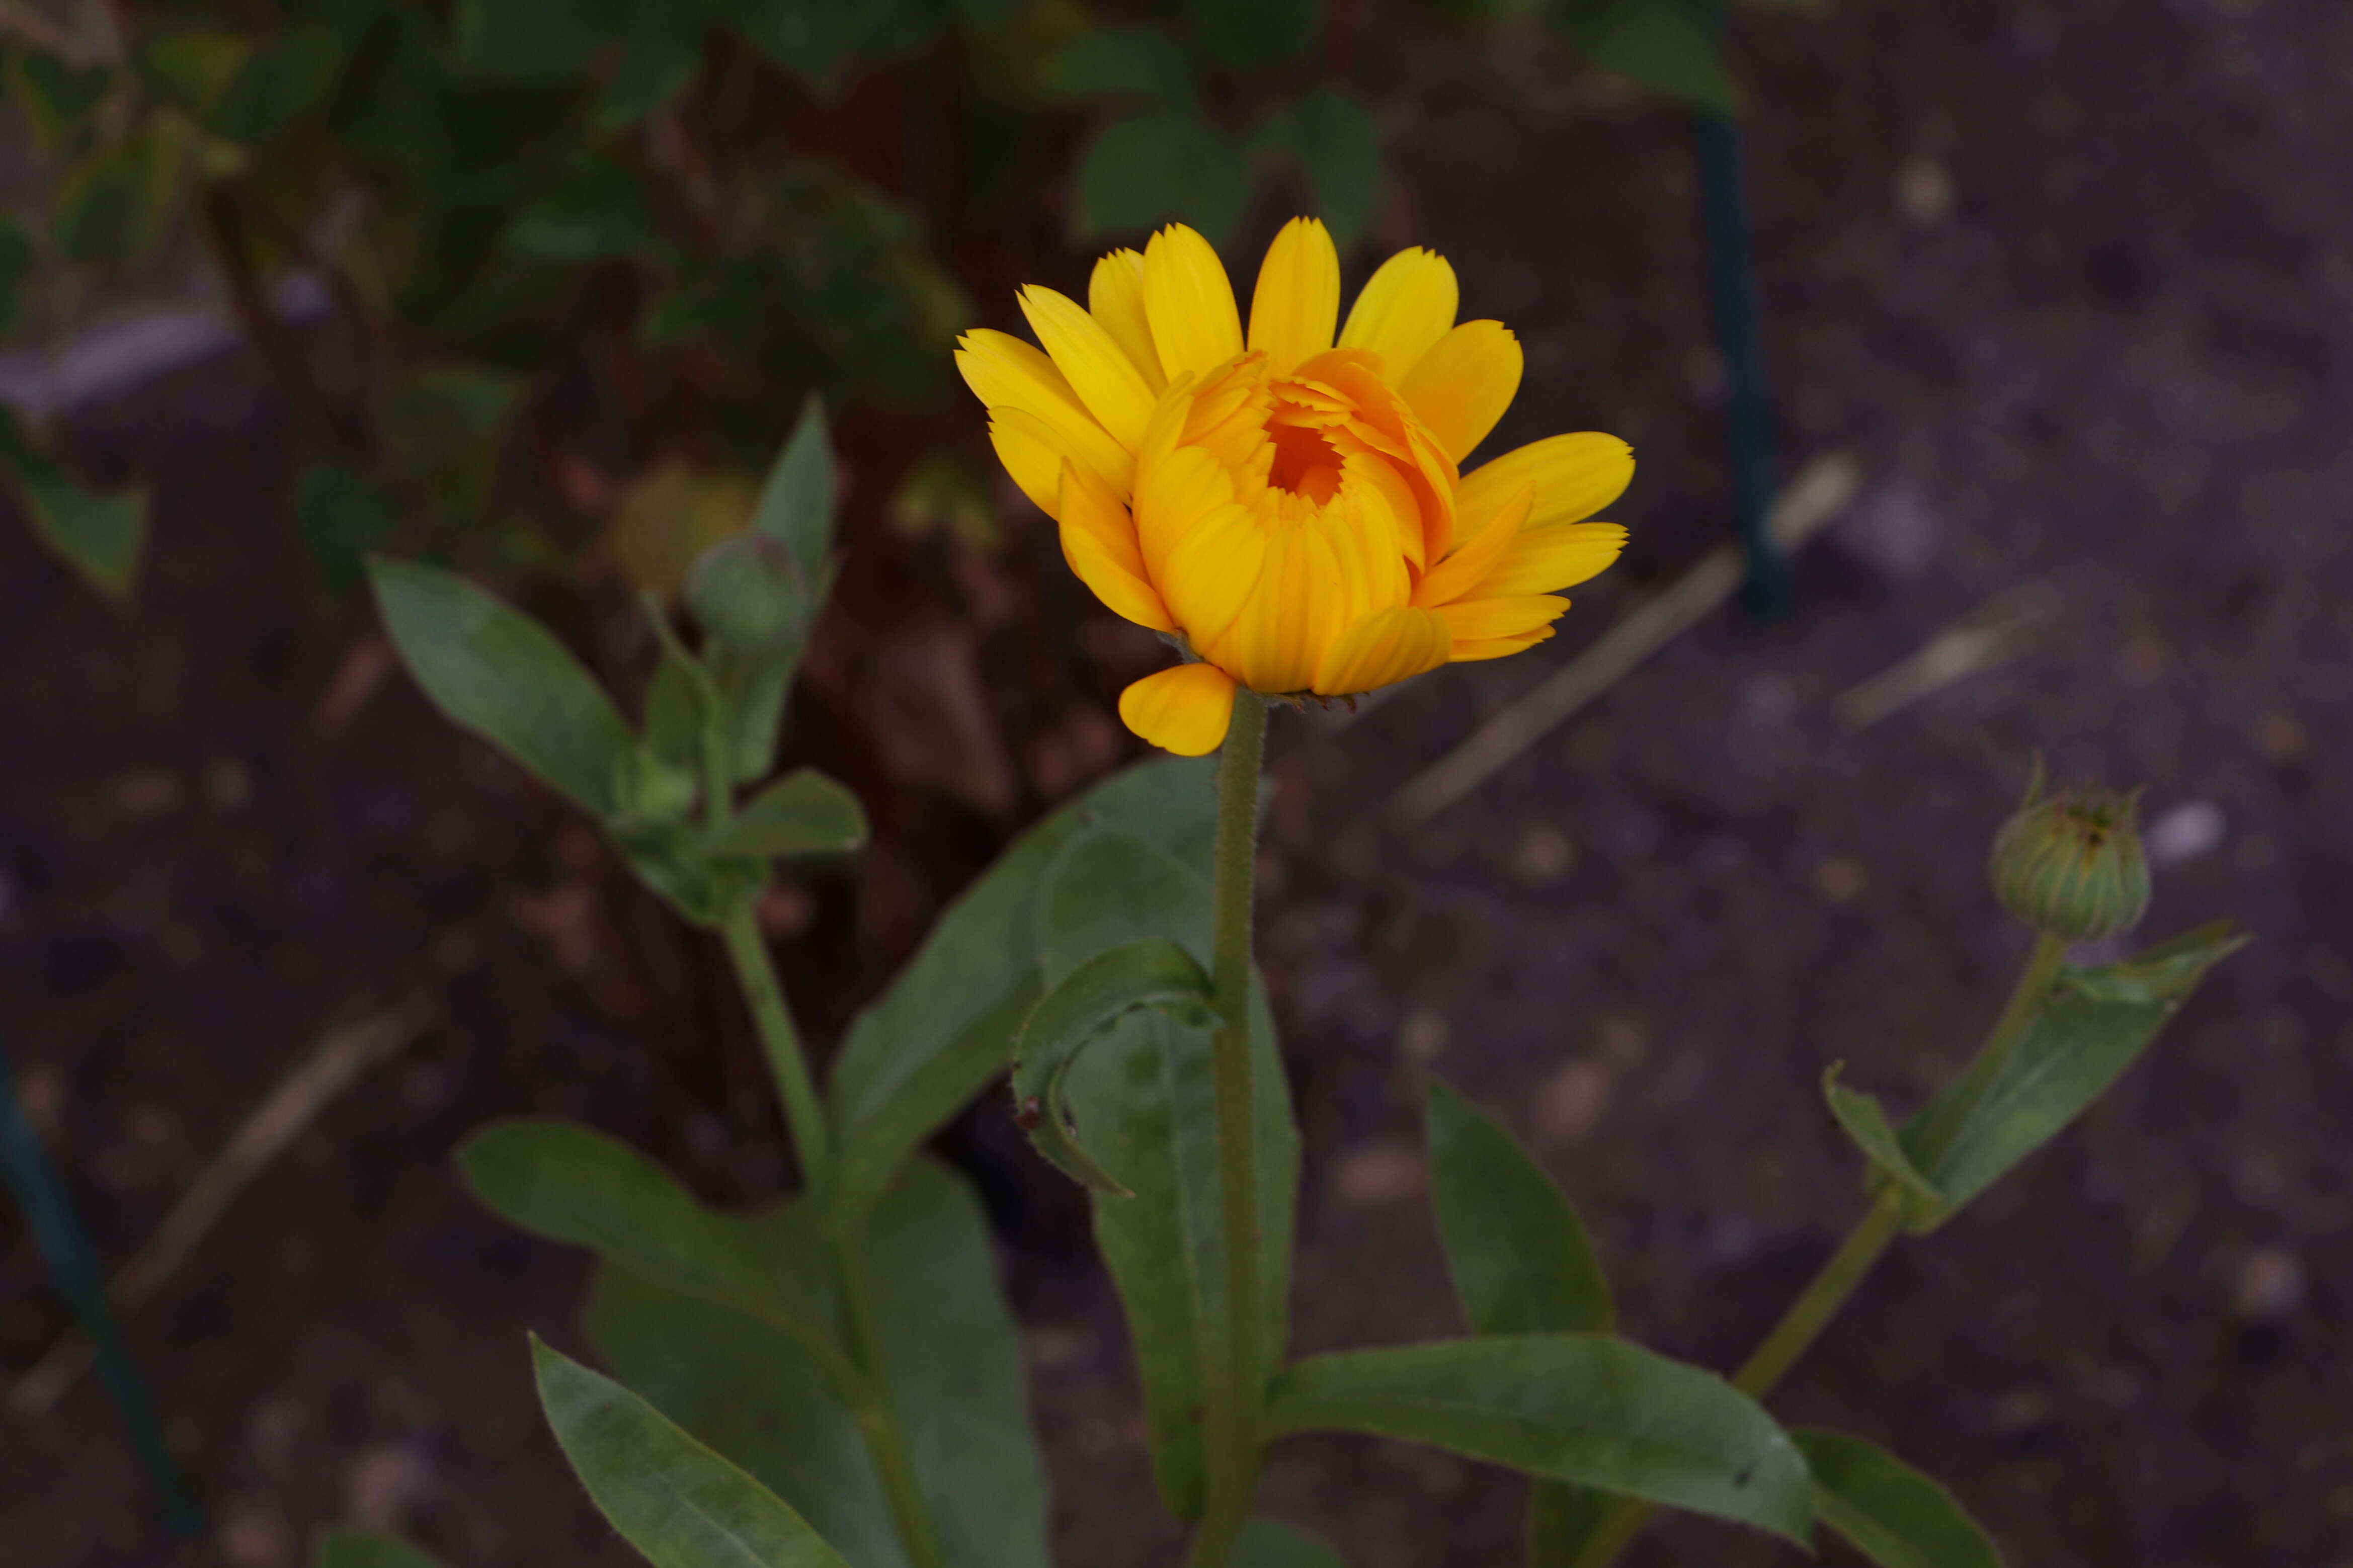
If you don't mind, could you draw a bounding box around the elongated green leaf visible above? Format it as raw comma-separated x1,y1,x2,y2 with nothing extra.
368,557,636,817
457,1118,849,1384
1011,939,1215,1191
533,1340,855,1568
822,757,1218,1230
0,410,147,602
1266,1337,1813,1545
1524,1480,1608,1568
1822,1064,1944,1225
1425,1077,1613,1337
1900,922,2241,1227
1792,1428,2003,1568
751,397,836,595
50,126,177,269
1062,978,1296,1521
1038,826,1212,981
584,1159,1049,1568
311,1527,446,1568
706,769,868,860
704,401,836,784
1234,1515,1348,1568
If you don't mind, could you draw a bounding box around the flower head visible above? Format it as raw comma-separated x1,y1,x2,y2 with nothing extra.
958,218,1631,754
1990,783,2152,942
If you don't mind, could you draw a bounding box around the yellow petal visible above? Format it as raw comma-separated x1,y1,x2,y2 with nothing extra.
1449,627,1555,662
1062,525,1175,632
1437,594,1570,642
957,329,1135,495
1413,483,1532,607
1119,663,1237,756
987,406,1072,518
1057,458,1148,580
1144,224,1246,381
1399,320,1522,463
1133,441,1235,582
1473,521,1627,598
1018,284,1157,450
1089,248,1166,393
1203,523,1341,694
1247,217,1340,376
1338,247,1458,383
1159,500,1266,649
1461,432,1633,528
1313,605,1453,695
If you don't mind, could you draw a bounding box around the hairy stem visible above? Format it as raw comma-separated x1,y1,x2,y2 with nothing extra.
1186,694,1270,1568
718,904,830,1194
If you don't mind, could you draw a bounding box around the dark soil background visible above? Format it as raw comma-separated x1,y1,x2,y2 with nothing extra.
6,1,2351,1565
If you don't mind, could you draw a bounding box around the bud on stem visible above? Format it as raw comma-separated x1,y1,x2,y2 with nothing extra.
1988,779,2151,942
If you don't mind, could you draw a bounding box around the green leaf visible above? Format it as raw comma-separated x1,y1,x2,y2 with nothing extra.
1070,103,1253,249
532,1339,856,1568
367,557,637,817
607,814,763,927
130,32,251,122
709,0,939,91
6,47,111,158
821,757,1218,1231
709,636,808,787
1188,0,1324,74
1793,1428,2004,1568
705,769,869,860
1524,1481,1609,1568
1041,24,1198,106
453,0,671,81
1822,1064,1945,1227
643,635,711,780
215,24,348,145
50,126,178,270
311,1526,446,1568
1425,1077,1614,1338
378,362,531,527
1549,0,1740,112
1037,826,1212,981
1011,939,1216,1192
1251,86,1385,251
1900,922,2242,1227
1267,1338,1814,1544
289,456,404,598
750,396,837,593
1062,979,1297,1521
583,1159,1050,1568
1234,1516,1349,1568
0,410,147,601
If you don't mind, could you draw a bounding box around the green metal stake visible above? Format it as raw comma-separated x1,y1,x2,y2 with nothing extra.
0,1043,202,1535
1697,1,1787,614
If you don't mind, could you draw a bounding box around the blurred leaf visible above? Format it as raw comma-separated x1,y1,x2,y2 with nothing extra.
310,1527,446,1568
367,556,635,816
690,532,812,649
822,757,1218,1232
0,209,33,339
1011,938,1215,1192
591,33,705,132
379,361,530,526
1252,86,1384,251
1898,922,2242,1228
507,156,668,264
452,0,686,82
50,126,178,270
1061,977,1296,1521
704,768,868,860
708,0,938,91
643,633,710,779
1266,1338,1813,1545
0,409,147,601
1070,103,1253,249
1549,0,1739,112
1425,1077,1613,1337
290,456,404,598
588,1159,1049,1568
215,24,348,145
1234,1516,1349,1568
751,396,837,589
1822,1064,1945,1225
5,47,112,158
532,1339,855,1568
1040,23,1198,106
1792,1428,2004,1568
1524,1482,1609,1568
709,637,806,787
131,31,251,121
1188,0,1323,74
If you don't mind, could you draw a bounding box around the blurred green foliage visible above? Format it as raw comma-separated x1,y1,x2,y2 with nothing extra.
0,0,1801,601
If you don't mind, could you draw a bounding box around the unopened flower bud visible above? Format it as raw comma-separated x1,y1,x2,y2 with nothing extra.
687,533,808,648
1989,784,2151,941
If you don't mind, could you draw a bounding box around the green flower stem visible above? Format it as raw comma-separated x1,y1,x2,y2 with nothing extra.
719,904,831,1188
1561,932,2072,1568
1187,694,1271,1568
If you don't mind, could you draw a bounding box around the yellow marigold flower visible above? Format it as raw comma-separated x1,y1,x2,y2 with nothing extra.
957,218,1632,756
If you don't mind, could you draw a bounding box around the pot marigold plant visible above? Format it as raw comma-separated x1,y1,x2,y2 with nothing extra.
958,218,1632,754
357,222,2239,1568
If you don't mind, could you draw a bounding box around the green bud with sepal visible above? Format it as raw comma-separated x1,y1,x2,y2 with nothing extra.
685,531,812,650
1988,771,2151,942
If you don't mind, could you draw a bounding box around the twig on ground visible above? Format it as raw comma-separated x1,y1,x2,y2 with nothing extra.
1831,581,2055,729
7,997,440,1419
1392,453,1861,826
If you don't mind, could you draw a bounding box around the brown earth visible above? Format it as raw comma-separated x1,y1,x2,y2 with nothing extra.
5,1,2351,1565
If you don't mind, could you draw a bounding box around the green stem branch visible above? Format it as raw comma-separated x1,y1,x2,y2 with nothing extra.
719,904,830,1188
1187,694,1270,1568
